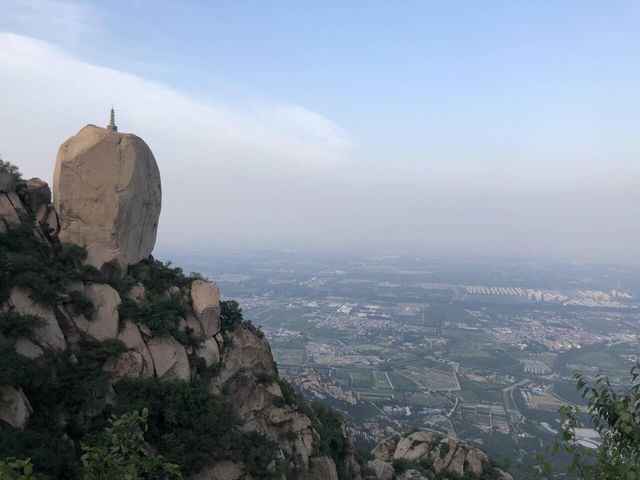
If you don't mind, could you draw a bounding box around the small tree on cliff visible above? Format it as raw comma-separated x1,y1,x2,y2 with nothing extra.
538,363,640,479
81,409,182,480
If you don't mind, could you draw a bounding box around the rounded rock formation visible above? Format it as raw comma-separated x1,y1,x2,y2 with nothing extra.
53,124,161,277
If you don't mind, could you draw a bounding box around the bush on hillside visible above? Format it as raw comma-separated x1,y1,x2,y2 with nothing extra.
538,363,640,479
0,156,22,182
81,409,182,480
114,377,278,476
0,311,46,340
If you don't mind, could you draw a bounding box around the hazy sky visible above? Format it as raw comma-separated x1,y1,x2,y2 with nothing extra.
0,1,639,261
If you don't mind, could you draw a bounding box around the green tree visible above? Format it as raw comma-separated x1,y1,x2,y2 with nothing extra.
539,363,640,479
0,458,37,480
81,409,182,480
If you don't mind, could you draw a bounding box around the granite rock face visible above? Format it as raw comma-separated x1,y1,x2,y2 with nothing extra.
146,334,190,381
53,125,161,277
367,459,394,480
0,386,33,428
372,432,513,480
26,177,51,213
9,287,67,351
190,280,221,337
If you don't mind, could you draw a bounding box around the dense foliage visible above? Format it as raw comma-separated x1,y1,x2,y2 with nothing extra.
0,218,90,305
0,341,41,387
0,311,45,340
0,156,22,182
116,258,201,296
0,211,353,480
0,457,37,480
0,339,128,478
114,377,279,476
118,293,202,347
81,409,182,480
220,300,244,331
116,259,205,347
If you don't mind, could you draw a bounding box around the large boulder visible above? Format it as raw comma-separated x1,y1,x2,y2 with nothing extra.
190,280,221,337
372,436,399,461
196,336,221,368
464,448,488,475
216,324,275,384
394,431,433,461
9,288,66,350
53,124,161,277
26,178,51,213
14,337,44,359
0,386,33,428
447,446,466,477
117,321,154,378
103,351,148,382
308,455,338,480
146,334,189,381
367,459,394,480
430,437,457,473
0,192,23,228
72,283,121,341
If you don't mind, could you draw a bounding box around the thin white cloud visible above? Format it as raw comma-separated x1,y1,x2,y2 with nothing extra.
0,32,351,175
0,0,103,43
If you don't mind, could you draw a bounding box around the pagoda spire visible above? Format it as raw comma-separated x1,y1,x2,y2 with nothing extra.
107,107,118,131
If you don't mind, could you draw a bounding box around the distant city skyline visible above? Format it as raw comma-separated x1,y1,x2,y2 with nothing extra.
0,1,638,260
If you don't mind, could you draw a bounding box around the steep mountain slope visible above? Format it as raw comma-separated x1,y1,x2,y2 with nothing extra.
0,164,361,479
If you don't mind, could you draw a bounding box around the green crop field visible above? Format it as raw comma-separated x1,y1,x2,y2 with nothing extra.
373,371,393,390
350,370,374,388
388,372,420,391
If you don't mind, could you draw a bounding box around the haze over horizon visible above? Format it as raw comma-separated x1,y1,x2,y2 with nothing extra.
1,1,638,261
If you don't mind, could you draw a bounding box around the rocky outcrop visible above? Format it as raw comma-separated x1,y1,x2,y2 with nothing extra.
0,386,33,428
9,287,67,351
367,459,394,480
146,334,190,381
25,177,51,213
394,431,433,462
196,336,221,368
371,435,398,462
190,280,221,337
372,431,513,480
0,191,23,230
212,323,362,479
308,455,339,480
116,320,154,379
1,141,365,479
216,324,275,385
53,124,161,277
73,283,121,341
192,461,252,480
14,337,44,359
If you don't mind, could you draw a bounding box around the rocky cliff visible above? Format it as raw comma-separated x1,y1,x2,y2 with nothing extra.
367,431,512,480
0,124,361,479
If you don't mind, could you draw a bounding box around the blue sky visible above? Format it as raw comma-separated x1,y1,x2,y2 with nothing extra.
1,1,639,259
